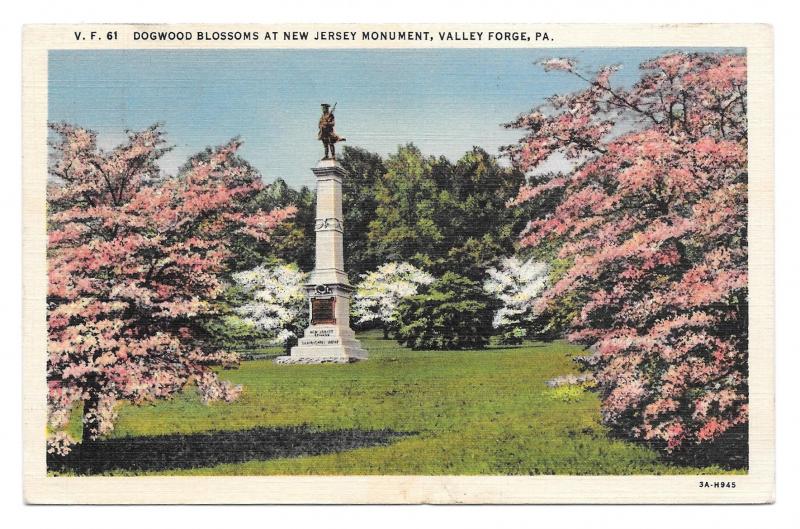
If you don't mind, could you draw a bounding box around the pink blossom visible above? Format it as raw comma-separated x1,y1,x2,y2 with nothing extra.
507,52,748,456
540,57,576,72
46,124,294,454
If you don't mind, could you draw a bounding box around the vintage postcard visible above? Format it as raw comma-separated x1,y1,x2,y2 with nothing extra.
22,23,774,503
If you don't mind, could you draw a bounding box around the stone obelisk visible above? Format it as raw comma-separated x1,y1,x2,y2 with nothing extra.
278,159,368,363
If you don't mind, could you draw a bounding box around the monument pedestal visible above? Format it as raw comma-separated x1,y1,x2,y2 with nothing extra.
276,160,367,364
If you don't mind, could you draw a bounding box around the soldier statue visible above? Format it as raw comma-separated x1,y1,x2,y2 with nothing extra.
318,103,346,160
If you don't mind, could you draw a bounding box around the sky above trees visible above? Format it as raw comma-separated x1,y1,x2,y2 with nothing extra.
48,47,739,187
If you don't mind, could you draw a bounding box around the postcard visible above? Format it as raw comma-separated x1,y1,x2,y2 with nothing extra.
22,23,774,503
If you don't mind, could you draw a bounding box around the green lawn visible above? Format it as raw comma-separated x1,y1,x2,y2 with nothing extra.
94,330,739,475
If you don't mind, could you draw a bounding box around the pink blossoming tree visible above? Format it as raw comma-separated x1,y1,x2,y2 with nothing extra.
505,53,748,463
47,123,295,455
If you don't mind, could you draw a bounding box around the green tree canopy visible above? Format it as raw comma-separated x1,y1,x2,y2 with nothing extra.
367,144,525,280
395,272,498,350
338,146,387,281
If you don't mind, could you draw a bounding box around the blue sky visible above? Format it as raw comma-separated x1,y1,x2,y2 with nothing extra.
48,47,737,188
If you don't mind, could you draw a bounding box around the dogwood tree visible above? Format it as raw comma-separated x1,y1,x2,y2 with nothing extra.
232,263,308,350
352,262,434,336
505,53,748,462
47,123,295,454
483,257,549,344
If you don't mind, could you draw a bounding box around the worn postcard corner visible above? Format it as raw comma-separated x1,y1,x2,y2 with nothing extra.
22,23,774,504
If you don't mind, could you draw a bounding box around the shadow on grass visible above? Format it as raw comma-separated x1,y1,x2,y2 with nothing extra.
606,423,748,471
48,425,414,475
670,424,749,471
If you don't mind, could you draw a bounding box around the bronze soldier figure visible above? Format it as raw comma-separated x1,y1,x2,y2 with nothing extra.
318,103,346,160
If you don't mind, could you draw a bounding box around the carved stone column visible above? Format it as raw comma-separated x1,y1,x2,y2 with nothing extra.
278,159,367,363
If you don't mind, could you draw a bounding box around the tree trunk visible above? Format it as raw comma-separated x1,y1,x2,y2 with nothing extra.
81,391,100,448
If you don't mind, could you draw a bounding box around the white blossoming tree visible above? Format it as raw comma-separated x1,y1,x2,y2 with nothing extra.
352,262,435,337
483,256,549,344
232,263,309,352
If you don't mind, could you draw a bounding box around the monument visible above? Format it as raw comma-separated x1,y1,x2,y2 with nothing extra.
275,104,367,364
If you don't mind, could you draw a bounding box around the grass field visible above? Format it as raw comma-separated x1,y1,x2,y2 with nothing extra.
59,330,741,475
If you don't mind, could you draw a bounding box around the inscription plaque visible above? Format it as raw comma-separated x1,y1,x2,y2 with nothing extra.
311,297,336,324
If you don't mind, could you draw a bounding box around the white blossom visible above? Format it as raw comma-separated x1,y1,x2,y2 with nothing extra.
232,263,308,346
352,262,435,327
483,256,549,333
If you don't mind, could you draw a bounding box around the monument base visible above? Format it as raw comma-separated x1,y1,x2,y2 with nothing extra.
278,323,368,364
273,355,356,365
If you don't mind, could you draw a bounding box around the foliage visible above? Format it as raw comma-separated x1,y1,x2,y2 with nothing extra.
395,272,497,350
174,148,304,274
547,384,586,403
232,263,309,351
338,146,387,281
228,144,524,285
483,256,549,344
505,52,748,461
248,178,316,272
68,331,742,475
46,123,294,454
200,311,263,351
352,262,435,335
367,145,525,279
